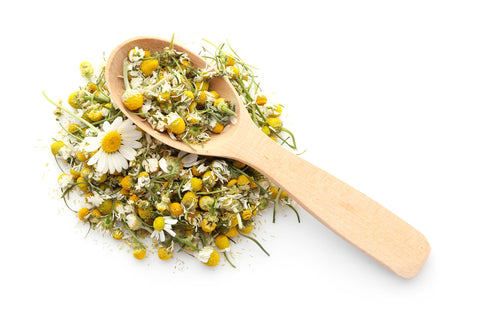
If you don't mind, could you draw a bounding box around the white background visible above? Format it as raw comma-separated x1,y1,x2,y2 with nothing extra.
1,0,479,319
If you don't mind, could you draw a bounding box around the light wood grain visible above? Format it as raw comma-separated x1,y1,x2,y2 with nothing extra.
226,124,430,279
106,36,430,279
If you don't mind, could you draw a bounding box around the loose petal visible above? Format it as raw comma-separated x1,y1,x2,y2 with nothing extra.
159,158,169,173
179,151,198,167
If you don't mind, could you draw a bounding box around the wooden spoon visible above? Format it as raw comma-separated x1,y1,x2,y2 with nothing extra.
105,36,430,279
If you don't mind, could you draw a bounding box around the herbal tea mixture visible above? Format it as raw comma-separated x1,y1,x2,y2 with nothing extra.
45,39,299,267
122,42,236,145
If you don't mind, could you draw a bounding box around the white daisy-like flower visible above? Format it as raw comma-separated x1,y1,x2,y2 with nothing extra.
84,117,142,174
151,216,177,242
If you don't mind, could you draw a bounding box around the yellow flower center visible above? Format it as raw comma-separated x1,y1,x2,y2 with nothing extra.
153,216,165,231
101,131,122,153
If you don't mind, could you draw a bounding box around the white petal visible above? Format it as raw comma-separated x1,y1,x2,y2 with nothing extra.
106,154,116,174
119,118,136,130
97,151,108,173
159,158,169,172
121,129,142,141
122,118,134,127
179,152,198,167
87,150,100,166
107,152,120,173
164,217,177,224
84,136,101,152
109,117,123,131
118,120,133,132
118,145,137,160
160,231,165,242
113,152,128,172
164,227,176,238
127,140,143,149
102,120,112,132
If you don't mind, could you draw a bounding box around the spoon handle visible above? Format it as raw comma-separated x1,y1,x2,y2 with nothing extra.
228,129,430,279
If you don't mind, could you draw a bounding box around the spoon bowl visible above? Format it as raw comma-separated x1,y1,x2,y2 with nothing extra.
105,36,253,157
106,36,430,279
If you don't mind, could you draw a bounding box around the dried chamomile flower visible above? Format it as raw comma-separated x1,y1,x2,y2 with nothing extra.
198,246,220,267
45,37,300,268
79,61,94,78
158,247,174,260
121,39,236,145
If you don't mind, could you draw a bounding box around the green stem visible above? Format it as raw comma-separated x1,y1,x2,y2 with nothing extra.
280,127,297,150
140,54,160,61
238,233,270,256
228,164,273,201
62,196,76,213
271,130,296,150
92,91,110,103
121,215,145,249
181,137,197,152
220,105,237,117
223,252,236,268
177,177,186,200
174,235,200,251
58,122,83,141
286,203,301,223
61,182,85,198
43,91,99,133
91,109,123,126
196,188,231,195
273,186,283,223
169,33,175,50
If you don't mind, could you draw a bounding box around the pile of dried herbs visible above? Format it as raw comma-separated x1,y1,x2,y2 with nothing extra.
45,38,299,267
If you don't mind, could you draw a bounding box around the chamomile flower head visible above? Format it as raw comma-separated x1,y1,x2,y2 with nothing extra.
84,117,142,174
86,191,104,207
166,112,186,135
197,246,220,267
197,246,214,263
151,216,177,242
126,214,142,231
57,173,73,189
128,47,145,62
142,158,160,173
159,156,183,176
122,89,144,111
